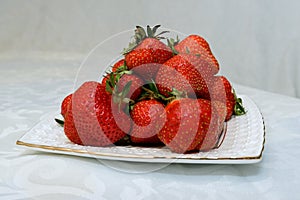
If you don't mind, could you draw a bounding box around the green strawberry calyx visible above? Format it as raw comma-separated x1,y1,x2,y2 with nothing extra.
138,80,187,105
167,36,180,55
104,64,135,112
112,81,134,111
232,88,246,116
169,88,188,99
105,62,131,94
138,80,172,103
55,118,64,126
123,25,170,54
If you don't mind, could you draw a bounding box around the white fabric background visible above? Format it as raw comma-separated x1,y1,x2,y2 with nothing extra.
0,0,300,97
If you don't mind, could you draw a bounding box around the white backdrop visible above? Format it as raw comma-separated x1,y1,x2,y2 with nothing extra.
1,0,300,98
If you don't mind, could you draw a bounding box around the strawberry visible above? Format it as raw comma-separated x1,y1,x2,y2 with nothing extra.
102,61,144,110
115,73,144,102
130,99,165,144
195,99,224,151
64,81,131,146
104,71,144,112
157,98,223,153
155,54,215,99
101,59,126,87
211,76,235,121
63,106,82,145
61,93,72,118
173,35,219,74
123,25,173,80
211,76,246,121
101,76,109,88
112,59,125,72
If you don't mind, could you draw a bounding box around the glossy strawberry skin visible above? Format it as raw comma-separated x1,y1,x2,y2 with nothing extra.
64,106,82,145
130,99,165,144
101,74,109,88
155,54,215,99
158,98,223,153
125,38,173,80
61,93,73,118
158,98,201,153
211,76,235,121
175,35,219,74
195,99,224,151
64,81,131,146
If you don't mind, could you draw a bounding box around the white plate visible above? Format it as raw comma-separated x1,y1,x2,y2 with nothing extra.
16,95,265,164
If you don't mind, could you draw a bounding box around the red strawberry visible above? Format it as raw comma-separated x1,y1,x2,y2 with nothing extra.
64,81,131,146
101,59,125,87
174,35,219,74
103,72,144,112
115,73,144,101
61,93,72,118
155,54,215,99
157,98,223,153
196,99,224,151
102,64,144,110
63,106,82,145
101,74,110,87
124,25,173,80
211,76,246,121
112,59,125,72
130,99,166,144
211,76,235,121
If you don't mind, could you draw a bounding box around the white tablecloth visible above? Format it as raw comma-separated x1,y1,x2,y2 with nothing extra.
1,58,300,200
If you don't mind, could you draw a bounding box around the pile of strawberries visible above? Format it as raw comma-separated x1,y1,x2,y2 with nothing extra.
57,25,245,153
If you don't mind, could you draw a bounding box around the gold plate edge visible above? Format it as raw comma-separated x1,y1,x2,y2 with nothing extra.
16,137,263,161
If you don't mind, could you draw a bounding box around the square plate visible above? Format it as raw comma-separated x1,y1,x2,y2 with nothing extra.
16,95,265,164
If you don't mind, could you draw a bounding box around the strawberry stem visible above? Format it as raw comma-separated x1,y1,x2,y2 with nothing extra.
140,85,176,103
